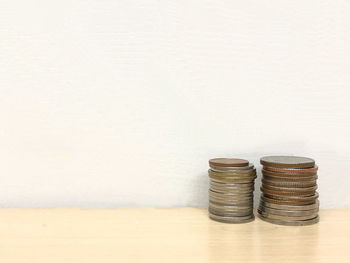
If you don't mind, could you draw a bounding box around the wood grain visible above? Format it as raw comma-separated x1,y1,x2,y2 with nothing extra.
0,208,348,262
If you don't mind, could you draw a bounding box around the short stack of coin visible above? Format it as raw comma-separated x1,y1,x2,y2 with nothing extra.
208,158,257,223
258,156,319,226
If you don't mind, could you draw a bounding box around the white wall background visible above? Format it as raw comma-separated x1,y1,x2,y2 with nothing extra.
0,0,349,208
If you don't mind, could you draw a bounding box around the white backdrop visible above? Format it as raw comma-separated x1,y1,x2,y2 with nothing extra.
0,1,349,208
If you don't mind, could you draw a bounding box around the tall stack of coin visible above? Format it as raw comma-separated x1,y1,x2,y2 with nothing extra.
258,156,319,226
208,158,257,223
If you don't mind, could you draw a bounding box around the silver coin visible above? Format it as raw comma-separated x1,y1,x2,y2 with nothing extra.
209,197,254,203
263,192,319,201
210,180,255,187
210,199,253,206
209,207,253,214
210,183,254,190
260,156,315,168
258,213,319,226
209,184,254,191
258,209,318,221
209,192,254,198
262,184,317,192
209,208,253,217
209,213,255,224
210,189,254,195
258,205,319,216
262,179,317,188
209,163,254,171
209,202,252,210
259,199,320,211
210,179,255,185
209,189,253,196
209,198,253,205
263,174,318,182
209,176,257,183
210,185,254,192
209,169,256,176
209,168,256,175
209,193,253,201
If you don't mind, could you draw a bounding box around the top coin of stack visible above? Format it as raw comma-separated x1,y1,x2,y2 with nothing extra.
258,156,320,226
208,158,256,224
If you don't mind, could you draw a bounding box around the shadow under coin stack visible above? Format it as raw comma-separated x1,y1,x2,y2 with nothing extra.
208,158,257,223
258,156,319,226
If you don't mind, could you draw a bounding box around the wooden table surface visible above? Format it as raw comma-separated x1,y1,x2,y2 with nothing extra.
0,208,349,262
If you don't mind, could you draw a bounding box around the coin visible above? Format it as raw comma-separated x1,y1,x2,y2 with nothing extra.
209,213,255,224
209,174,257,183
209,158,249,167
210,180,255,187
263,174,317,182
260,156,315,168
262,178,317,188
209,168,256,176
259,199,319,211
209,202,253,211
209,208,252,217
210,198,253,206
209,189,253,198
261,194,317,205
262,168,317,178
262,183,317,192
210,202,254,208
210,181,254,188
260,186,316,197
258,205,319,216
209,196,253,204
210,163,254,172
257,213,319,226
263,192,319,202
258,210,319,221
210,189,254,195
263,165,318,174
210,186,254,194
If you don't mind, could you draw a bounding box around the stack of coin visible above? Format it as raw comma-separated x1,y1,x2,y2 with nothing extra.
208,158,257,223
258,156,319,226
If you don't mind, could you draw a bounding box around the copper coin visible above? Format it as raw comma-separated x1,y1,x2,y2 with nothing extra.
260,156,315,168
262,178,317,188
262,169,317,178
260,186,316,197
263,165,318,174
209,158,249,167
